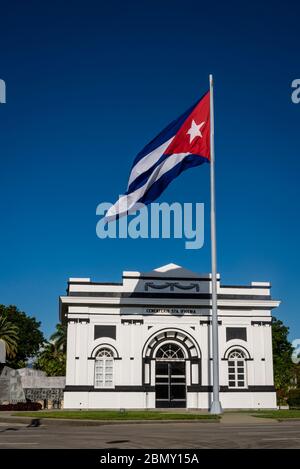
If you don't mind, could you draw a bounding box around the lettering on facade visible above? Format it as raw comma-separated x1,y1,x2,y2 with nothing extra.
145,308,197,315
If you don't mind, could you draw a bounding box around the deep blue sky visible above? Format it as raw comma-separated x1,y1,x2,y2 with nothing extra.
0,0,299,340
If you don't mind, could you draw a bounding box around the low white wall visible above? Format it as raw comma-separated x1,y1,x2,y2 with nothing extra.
64,392,148,409
219,392,277,409
64,391,277,409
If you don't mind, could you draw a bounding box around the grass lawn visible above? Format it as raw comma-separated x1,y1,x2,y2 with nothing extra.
13,410,219,421
251,409,300,419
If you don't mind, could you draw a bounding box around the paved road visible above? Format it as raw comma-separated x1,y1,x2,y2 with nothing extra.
1,419,300,448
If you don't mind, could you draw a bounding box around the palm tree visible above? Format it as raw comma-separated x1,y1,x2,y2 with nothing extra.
34,341,66,376
50,323,67,353
0,316,19,358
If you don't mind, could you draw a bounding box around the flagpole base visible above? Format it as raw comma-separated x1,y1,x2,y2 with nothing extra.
210,400,223,415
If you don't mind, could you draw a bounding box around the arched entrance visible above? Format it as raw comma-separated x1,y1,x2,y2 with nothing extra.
142,329,202,408
155,343,186,408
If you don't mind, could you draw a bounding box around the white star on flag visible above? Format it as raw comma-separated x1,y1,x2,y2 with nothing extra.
187,120,205,143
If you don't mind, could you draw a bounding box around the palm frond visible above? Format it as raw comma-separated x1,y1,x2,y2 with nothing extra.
0,316,19,358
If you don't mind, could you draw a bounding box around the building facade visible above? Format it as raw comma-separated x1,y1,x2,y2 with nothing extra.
60,264,280,409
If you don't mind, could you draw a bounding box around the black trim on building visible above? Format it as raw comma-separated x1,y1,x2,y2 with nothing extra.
68,291,271,301
222,285,271,289
186,385,275,393
200,320,222,325
221,357,254,361
222,386,275,392
63,303,277,311
64,385,155,392
68,281,123,286
122,275,213,281
190,358,201,364
187,385,212,392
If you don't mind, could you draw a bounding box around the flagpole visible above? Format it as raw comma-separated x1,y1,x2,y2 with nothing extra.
209,74,222,414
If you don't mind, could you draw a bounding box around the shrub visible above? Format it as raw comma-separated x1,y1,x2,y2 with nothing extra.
0,402,42,411
287,389,300,409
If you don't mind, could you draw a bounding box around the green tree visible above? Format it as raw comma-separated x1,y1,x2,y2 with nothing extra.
0,316,19,358
34,342,66,376
0,304,45,368
50,323,67,353
272,316,294,401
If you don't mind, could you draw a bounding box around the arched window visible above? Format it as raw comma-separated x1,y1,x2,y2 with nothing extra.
94,348,114,388
228,350,247,388
156,343,185,360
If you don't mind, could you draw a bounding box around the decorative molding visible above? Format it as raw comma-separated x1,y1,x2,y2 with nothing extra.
121,319,144,325
251,321,272,326
90,343,119,359
67,318,90,324
87,356,123,361
145,282,200,292
223,345,252,360
143,328,201,360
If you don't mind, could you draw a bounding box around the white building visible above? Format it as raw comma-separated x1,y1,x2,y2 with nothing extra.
60,263,280,410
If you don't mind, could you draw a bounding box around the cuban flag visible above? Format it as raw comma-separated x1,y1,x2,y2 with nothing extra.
105,91,210,222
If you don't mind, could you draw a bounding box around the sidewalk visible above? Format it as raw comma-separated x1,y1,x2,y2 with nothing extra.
0,411,278,426
221,412,276,424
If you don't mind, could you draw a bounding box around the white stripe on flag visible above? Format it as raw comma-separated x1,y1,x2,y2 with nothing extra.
105,152,190,221
127,137,174,189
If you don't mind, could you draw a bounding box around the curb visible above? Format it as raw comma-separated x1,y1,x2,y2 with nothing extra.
0,416,220,427
277,418,300,422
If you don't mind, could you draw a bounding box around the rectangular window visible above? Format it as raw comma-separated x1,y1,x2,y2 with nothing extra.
94,325,116,340
94,358,114,388
228,359,246,389
226,327,247,342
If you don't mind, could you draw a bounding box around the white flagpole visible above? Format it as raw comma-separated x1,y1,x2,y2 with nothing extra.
209,74,222,414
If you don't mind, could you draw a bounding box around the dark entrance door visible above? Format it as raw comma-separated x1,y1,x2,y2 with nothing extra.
155,361,186,408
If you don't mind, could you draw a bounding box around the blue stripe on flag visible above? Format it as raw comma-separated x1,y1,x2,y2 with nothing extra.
136,154,209,206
